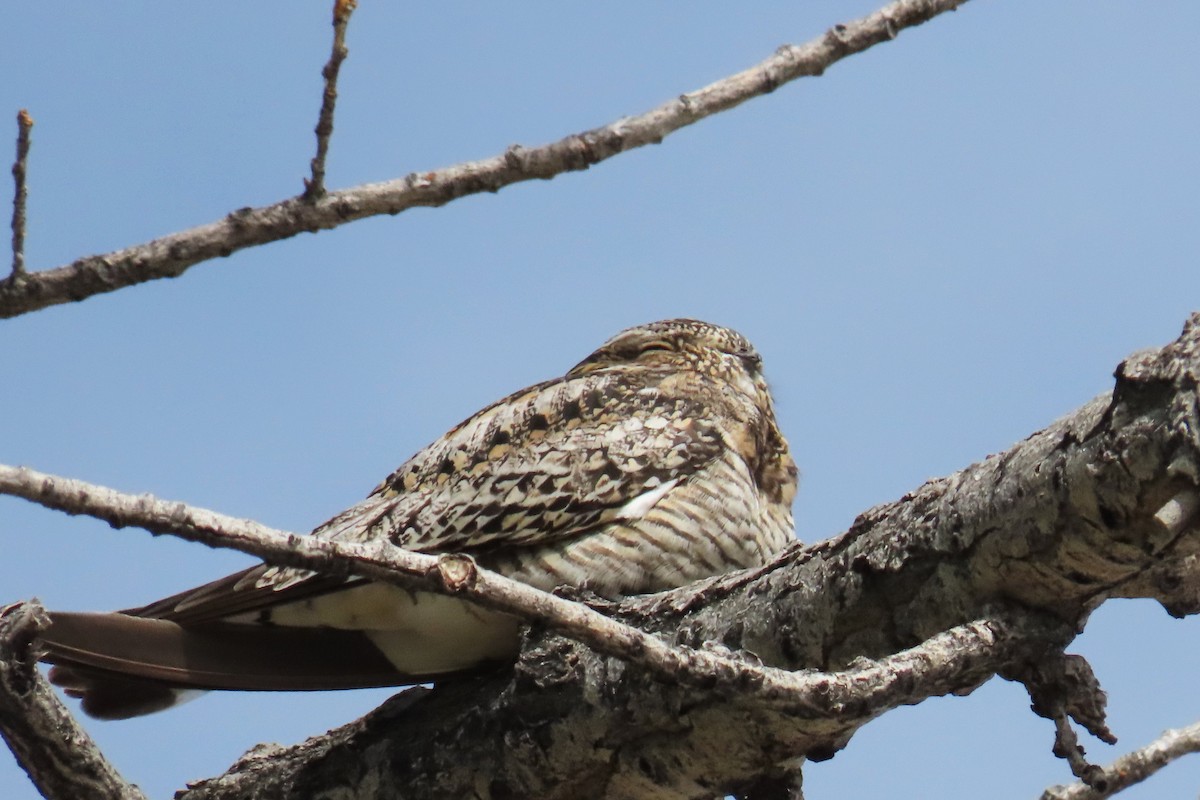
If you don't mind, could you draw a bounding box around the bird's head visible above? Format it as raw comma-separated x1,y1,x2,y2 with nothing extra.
568,318,771,403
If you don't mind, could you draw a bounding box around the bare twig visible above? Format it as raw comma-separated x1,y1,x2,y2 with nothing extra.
0,601,147,800
1050,712,1104,787
9,109,32,281
1040,721,1200,800
0,0,971,318
1015,651,1116,789
303,0,357,201
0,462,1056,718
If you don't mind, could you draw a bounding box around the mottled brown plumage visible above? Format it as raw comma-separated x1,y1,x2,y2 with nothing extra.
42,319,797,718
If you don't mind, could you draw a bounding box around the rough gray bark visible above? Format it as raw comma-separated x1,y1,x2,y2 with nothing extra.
168,316,1200,800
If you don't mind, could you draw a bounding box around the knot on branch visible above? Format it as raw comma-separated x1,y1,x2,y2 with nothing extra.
436,553,479,592
1013,649,1115,789
0,601,50,696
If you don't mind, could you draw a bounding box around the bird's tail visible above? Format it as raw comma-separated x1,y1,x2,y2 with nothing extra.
42,611,408,719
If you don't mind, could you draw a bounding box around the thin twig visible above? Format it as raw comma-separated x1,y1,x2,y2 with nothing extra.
0,0,972,318
0,601,147,800
1040,721,1200,800
304,0,357,201
1014,651,1115,788
1051,711,1104,786
0,462,1051,716
9,109,32,281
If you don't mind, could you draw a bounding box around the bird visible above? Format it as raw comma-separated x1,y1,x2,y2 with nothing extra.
40,318,798,719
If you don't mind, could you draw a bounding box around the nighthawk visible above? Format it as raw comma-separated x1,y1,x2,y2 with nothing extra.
42,318,797,719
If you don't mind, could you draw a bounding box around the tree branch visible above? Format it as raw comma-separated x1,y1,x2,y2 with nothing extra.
0,601,146,800
0,461,1054,715
8,109,32,281
1040,721,1200,800
173,608,1071,800
0,0,970,318
303,0,356,200
1012,652,1116,788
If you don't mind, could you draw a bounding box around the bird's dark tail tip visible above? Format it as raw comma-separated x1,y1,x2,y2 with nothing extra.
47,663,189,720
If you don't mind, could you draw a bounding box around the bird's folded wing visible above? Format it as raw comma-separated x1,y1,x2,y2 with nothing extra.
125,566,355,625
322,368,727,554
135,369,728,624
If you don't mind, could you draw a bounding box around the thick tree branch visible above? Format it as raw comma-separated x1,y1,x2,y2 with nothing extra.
0,0,970,318
0,601,145,800
1040,721,1200,800
173,609,1071,800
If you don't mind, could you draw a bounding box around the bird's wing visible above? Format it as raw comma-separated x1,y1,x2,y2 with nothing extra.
136,367,728,626
125,565,350,622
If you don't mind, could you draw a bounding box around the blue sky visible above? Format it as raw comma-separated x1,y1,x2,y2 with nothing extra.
3,2,1199,798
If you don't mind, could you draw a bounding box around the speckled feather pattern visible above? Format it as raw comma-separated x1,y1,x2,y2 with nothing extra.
227,319,794,607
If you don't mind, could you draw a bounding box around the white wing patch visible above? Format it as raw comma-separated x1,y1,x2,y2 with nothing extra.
617,478,679,521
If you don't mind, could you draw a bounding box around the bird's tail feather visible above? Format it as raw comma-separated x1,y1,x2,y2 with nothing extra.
42,611,408,719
